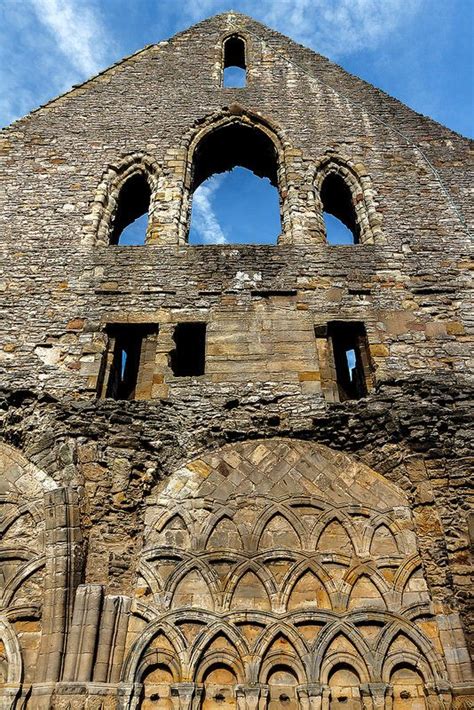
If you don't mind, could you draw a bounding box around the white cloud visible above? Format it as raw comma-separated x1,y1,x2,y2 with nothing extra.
30,0,111,76
192,175,228,244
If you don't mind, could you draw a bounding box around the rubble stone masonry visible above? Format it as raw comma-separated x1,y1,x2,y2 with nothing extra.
0,12,472,709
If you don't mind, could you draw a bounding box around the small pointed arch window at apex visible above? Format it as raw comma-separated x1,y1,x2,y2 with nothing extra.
222,34,247,88
110,171,151,246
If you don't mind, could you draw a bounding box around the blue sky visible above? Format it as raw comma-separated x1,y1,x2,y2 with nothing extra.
1,0,472,246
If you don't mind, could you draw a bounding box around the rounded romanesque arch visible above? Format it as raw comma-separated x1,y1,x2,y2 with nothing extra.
118,439,456,708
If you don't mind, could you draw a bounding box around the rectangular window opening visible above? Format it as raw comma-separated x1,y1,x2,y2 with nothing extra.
170,322,206,377
329,322,370,401
315,322,372,403
100,324,158,400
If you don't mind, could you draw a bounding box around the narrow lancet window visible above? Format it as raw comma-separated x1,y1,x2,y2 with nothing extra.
110,173,151,245
223,35,247,88
321,172,359,244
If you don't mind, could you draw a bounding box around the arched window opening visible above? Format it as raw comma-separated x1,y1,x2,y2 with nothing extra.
110,173,151,245
139,663,174,710
188,123,282,245
321,173,359,245
391,665,427,710
203,664,238,710
267,665,299,709
328,664,361,709
223,35,246,88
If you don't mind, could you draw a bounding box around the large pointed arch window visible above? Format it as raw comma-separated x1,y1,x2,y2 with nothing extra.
186,119,283,245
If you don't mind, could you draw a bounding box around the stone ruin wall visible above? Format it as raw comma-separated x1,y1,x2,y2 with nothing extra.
0,12,472,710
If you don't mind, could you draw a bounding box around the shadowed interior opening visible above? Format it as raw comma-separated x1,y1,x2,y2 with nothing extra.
170,322,206,376
329,321,370,400
104,324,154,399
192,123,278,190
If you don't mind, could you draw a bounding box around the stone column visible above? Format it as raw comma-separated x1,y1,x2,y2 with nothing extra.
117,681,142,709
321,686,331,710
297,684,324,710
236,685,261,710
424,682,453,710
258,684,269,710
93,594,131,683
0,685,21,710
191,684,204,710
35,488,83,685
360,683,390,710
171,682,196,710
62,583,103,682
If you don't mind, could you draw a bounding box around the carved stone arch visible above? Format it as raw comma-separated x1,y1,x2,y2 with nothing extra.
136,648,181,683
121,619,186,684
222,559,277,611
252,504,305,552
320,652,370,685
85,151,161,246
177,107,296,244
0,617,22,684
365,512,408,557
279,559,334,612
188,622,248,679
253,623,309,669
165,560,219,612
312,511,359,557
0,502,44,537
201,509,245,552
260,653,306,686
136,559,165,598
1,556,45,608
313,151,383,244
0,442,58,497
375,621,446,681
195,651,245,684
393,555,426,594
311,621,373,681
382,652,433,685
342,563,393,611
152,510,194,552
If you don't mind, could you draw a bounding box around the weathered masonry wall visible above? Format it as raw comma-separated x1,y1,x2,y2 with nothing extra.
0,10,472,710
